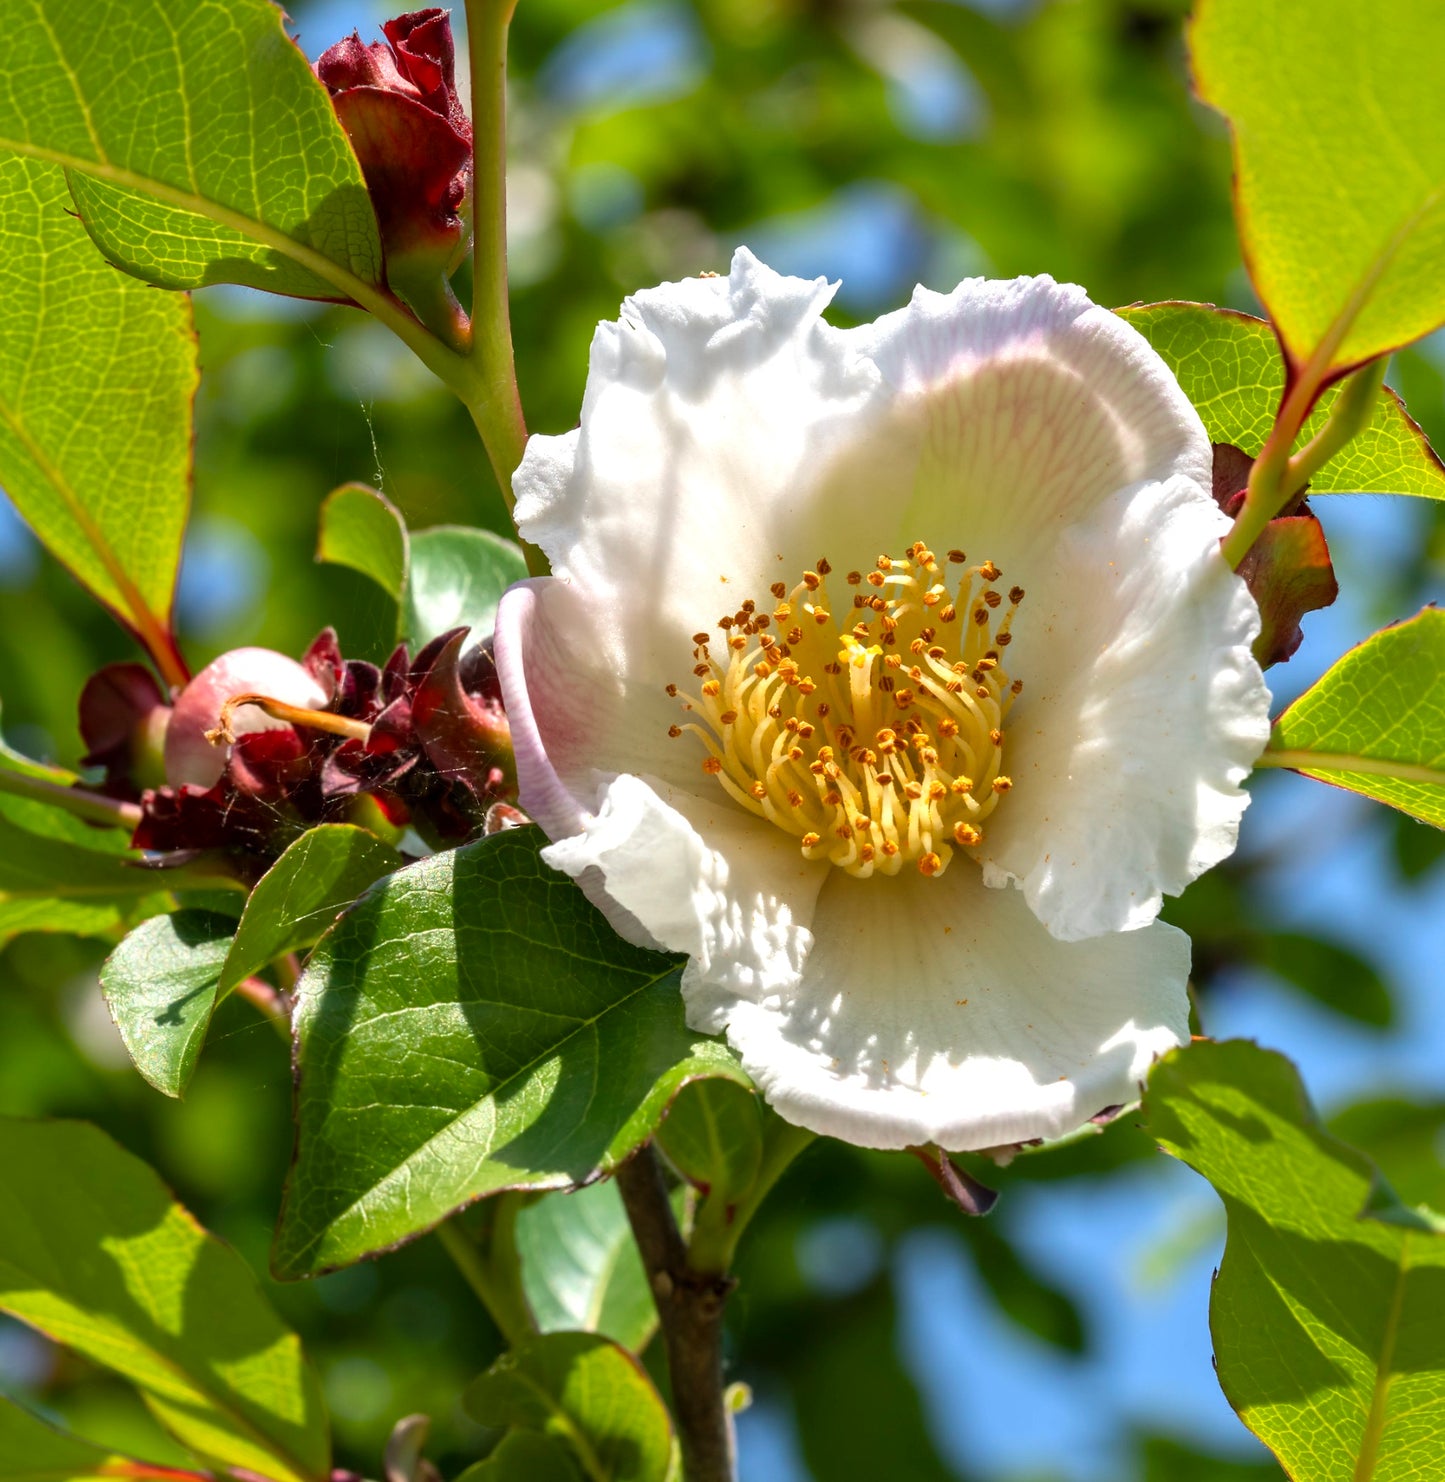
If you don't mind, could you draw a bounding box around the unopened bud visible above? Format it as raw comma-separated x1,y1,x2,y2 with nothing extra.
316,10,473,341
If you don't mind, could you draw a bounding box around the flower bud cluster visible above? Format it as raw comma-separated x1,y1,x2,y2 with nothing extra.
83,628,515,880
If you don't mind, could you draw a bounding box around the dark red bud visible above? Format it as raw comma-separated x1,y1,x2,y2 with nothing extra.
316,9,473,316
1211,441,1339,669
79,663,171,794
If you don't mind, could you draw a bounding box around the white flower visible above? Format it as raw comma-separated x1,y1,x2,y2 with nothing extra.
494,250,1270,1152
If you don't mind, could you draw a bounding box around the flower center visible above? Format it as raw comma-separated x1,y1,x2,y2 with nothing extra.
668,543,1025,878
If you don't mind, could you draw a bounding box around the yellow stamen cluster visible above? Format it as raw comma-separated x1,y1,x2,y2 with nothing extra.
668,543,1025,878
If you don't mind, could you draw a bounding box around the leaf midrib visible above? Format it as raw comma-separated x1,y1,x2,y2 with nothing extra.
1352,1234,1411,1482
289,949,682,1265
1259,750,1445,787
0,1179,319,1482
0,384,163,637
0,139,370,301
508,1369,609,1482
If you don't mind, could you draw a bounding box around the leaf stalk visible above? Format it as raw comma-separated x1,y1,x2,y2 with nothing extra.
0,764,141,830
1221,355,1386,570
436,1199,537,1347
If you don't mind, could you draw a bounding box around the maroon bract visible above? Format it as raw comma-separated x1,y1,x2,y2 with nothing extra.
127,627,515,881
316,9,473,318
1212,441,1339,668
78,663,171,797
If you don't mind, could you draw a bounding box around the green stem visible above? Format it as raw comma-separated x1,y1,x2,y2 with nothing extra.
687,1118,815,1276
1220,285,1389,572
463,0,539,567
1277,357,1388,502
232,976,291,1038
0,765,141,830
436,1199,537,1346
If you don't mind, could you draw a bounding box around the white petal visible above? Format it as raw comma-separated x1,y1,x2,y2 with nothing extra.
724,861,1190,1151
976,478,1270,939
539,773,824,1028
843,275,1215,567
495,575,752,836
835,275,1269,937
513,248,882,689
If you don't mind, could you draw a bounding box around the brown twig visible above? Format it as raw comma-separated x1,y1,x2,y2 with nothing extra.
615,1144,736,1482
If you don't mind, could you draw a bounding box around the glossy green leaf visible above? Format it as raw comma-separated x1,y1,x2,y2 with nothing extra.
455,1431,583,1482
656,1078,764,1207
0,751,171,945
1147,1040,1445,1481
219,824,401,996
1264,607,1445,827
316,484,409,606
0,897,129,946
0,1395,142,1481
1191,0,1445,372
273,828,747,1278
0,154,193,665
1117,304,1445,497
516,1181,660,1354
464,1333,677,1482
403,527,528,649
99,910,235,1098
0,1118,329,1481
0,0,381,301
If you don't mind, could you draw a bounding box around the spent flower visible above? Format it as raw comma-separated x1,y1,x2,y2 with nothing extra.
102,629,514,879
495,250,1272,1152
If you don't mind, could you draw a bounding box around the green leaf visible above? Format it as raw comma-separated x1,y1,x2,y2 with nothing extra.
0,748,172,945
515,1181,661,1354
0,154,193,668
1263,607,1445,827
219,824,401,997
403,527,528,649
0,1118,330,1481
273,829,747,1278
0,814,157,901
1117,303,1445,497
0,0,382,301
1328,1098,1445,1215
971,1219,1086,1354
316,484,409,607
99,910,236,1099
1190,0,1445,372
0,1394,143,1481
655,1079,764,1207
0,897,130,947
1139,1432,1283,1481
1257,932,1394,1029
455,1431,584,1482
464,1333,677,1482
1146,1040,1445,1481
